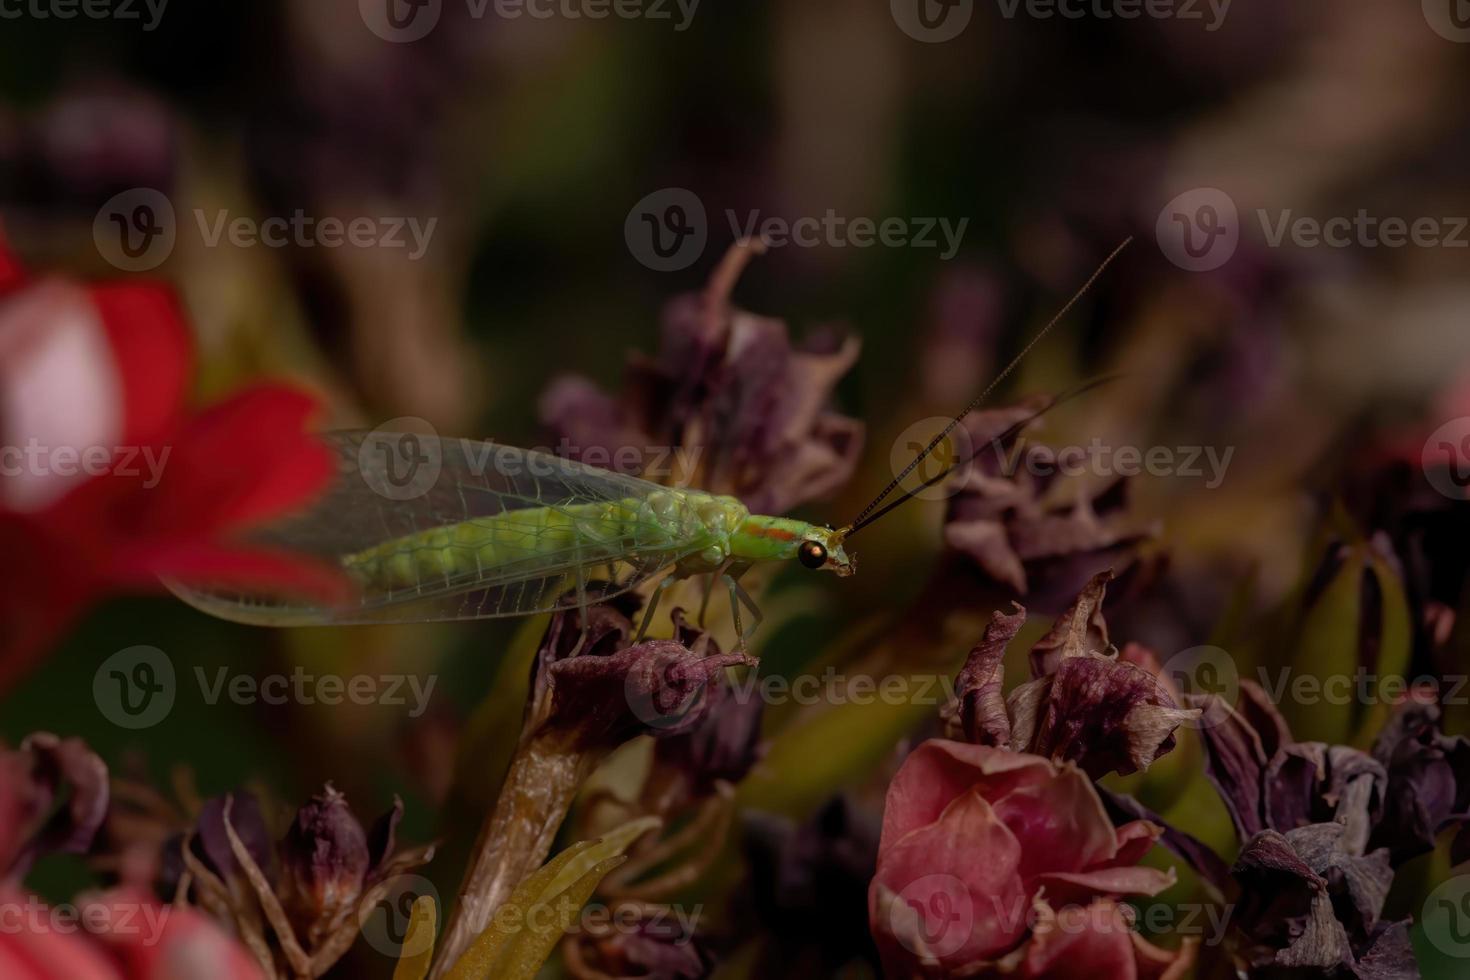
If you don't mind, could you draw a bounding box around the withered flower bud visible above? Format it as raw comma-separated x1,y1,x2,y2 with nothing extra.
279,784,369,939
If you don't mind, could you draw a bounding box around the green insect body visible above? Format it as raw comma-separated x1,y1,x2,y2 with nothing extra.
167,433,853,629
343,492,842,592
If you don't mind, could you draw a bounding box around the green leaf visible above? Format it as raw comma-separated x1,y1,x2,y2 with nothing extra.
441,816,661,980
393,895,438,980
738,671,942,817
1354,549,1412,747
1284,548,1365,745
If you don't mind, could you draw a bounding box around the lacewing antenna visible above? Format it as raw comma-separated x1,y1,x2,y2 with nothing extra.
839,237,1132,538
841,374,1121,539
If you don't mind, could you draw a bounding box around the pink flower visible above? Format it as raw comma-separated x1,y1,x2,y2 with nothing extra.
868,741,1195,979
0,885,265,980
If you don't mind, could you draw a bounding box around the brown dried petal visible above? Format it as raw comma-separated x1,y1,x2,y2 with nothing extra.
2,733,109,880
365,794,404,874
948,604,1025,747
196,789,274,886
1028,569,1113,676
1189,680,1280,841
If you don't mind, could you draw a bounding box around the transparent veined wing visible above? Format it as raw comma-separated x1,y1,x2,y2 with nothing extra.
165,432,711,626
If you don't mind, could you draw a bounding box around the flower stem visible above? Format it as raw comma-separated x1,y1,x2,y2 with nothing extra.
429,730,598,976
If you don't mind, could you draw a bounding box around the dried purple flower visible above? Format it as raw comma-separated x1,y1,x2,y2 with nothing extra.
942,571,1197,779
943,408,1154,613
1368,687,1470,866
539,243,863,514
1191,680,1387,846
1167,680,1470,976
1230,825,1412,977
170,787,432,979
0,732,109,883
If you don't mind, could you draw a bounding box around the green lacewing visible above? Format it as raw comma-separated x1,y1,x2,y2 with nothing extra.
168,241,1130,636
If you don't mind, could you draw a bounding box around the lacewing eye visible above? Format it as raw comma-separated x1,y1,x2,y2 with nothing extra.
798,540,828,569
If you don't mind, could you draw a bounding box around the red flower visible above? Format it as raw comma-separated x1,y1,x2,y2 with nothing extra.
0,228,345,691
868,741,1195,979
